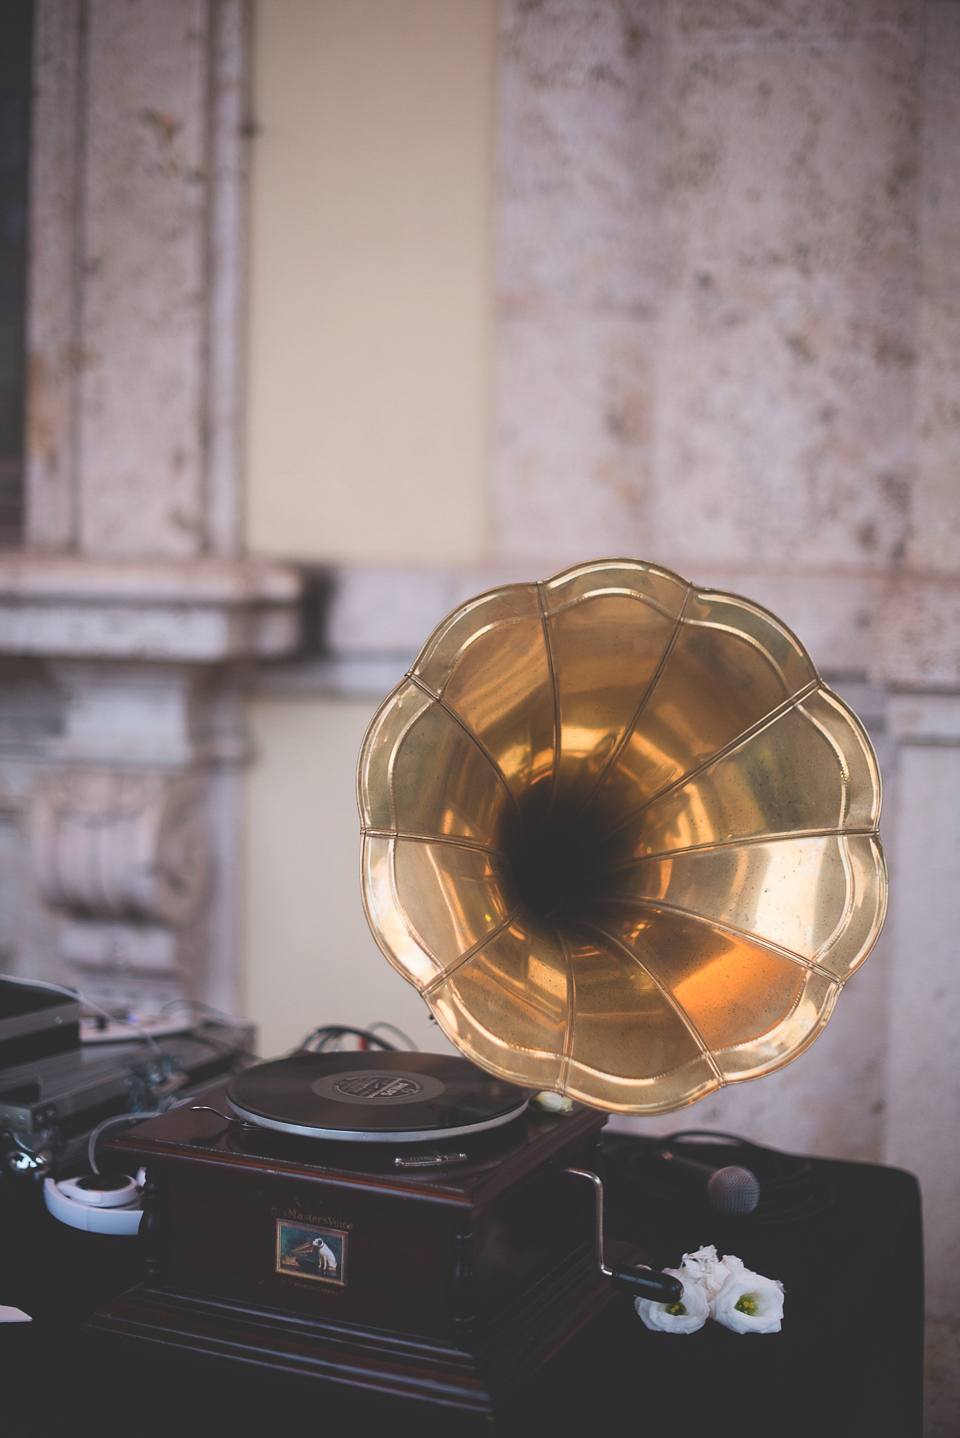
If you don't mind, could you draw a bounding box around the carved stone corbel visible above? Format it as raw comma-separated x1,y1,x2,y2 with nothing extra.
31,770,212,925
30,769,213,994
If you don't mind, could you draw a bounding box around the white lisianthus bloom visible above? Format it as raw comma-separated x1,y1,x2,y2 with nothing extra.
711,1266,785,1335
677,1243,743,1301
531,1091,573,1113
634,1269,710,1334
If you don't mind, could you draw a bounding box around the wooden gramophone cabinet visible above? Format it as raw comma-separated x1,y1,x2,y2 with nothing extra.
87,1086,620,1417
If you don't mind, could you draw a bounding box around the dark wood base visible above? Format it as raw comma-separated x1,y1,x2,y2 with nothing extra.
88,1243,612,1417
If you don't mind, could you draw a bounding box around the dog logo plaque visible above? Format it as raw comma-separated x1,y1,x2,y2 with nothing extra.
276,1219,347,1286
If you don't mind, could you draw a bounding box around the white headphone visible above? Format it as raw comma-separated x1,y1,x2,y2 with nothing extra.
44,1171,144,1235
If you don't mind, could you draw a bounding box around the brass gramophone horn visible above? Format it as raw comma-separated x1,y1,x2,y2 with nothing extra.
358,559,886,1114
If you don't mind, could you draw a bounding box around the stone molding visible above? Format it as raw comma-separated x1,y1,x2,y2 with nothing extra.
887,690,960,747
47,660,250,770
0,554,301,662
245,560,960,699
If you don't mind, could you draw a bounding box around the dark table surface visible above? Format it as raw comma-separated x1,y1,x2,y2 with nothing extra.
0,1135,922,1437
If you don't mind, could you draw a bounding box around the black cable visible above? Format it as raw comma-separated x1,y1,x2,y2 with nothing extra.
364,1021,418,1051
294,1025,399,1054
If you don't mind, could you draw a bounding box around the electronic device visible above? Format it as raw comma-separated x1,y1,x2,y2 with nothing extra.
80,1015,196,1045
87,560,886,1419
604,1130,835,1231
0,1020,255,1178
618,1141,761,1214
0,977,80,1069
669,1152,760,1214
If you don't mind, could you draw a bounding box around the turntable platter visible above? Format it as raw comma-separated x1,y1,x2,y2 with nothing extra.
227,1052,530,1142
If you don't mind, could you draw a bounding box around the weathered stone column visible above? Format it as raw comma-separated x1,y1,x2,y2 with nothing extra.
883,693,960,1320
2,1,302,1013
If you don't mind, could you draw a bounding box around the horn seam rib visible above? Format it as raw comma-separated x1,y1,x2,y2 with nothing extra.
593,676,823,851
682,617,811,694
421,905,523,998
553,921,577,1092
596,895,846,983
362,828,507,860
544,588,686,626
536,581,562,817
576,918,722,1081
708,953,839,1057
573,584,694,822
406,672,522,819
794,687,879,835
603,824,880,867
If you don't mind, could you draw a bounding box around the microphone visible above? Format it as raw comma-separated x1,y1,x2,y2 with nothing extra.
658,1148,761,1215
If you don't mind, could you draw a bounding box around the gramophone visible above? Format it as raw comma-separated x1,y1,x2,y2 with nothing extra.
89,560,885,1416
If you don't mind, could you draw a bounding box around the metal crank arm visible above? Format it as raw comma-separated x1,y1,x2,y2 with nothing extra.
563,1166,683,1304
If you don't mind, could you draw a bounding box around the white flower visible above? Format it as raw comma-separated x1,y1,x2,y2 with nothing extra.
711,1266,785,1335
634,1269,710,1334
636,1245,785,1335
531,1091,573,1113
677,1243,743,1300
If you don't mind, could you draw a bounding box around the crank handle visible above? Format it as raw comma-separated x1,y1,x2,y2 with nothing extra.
564,1166,683,1305
609,1262,683,1303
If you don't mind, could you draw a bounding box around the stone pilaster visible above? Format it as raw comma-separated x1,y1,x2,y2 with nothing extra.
8,2,301,1014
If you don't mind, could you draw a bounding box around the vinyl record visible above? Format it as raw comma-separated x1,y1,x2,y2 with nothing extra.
227,1051,531,1142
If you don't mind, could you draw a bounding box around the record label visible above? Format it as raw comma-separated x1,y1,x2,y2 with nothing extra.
311,1070,446,1105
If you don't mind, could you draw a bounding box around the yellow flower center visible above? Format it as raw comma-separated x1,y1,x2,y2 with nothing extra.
664,1301,687,1316
734,1294,760,1316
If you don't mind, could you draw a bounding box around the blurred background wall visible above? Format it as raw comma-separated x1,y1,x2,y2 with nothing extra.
243,0,496,1056
0,0,957,1417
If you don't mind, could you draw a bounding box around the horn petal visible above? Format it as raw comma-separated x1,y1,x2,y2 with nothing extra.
358,559,887,1113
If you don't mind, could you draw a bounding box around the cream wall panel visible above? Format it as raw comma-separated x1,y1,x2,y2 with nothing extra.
242,696,457,1058
245,0,495,564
